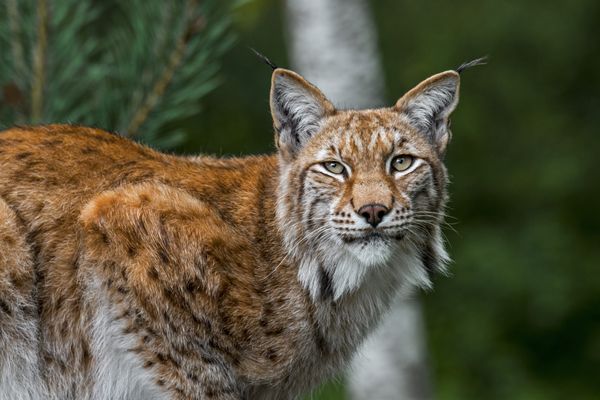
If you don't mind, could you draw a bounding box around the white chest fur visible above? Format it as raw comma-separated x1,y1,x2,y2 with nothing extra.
86,294,167,400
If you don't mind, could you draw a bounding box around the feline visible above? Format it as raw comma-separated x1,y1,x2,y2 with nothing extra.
0,65,461,399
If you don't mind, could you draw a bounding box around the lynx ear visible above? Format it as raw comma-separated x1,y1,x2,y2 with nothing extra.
395,71,460,155
270,69,335,158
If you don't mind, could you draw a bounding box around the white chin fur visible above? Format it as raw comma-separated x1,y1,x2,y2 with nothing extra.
345,239,395,266
298,239,419,301
300,233,437,301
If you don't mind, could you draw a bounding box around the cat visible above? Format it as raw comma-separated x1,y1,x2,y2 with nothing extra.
0,65,462,399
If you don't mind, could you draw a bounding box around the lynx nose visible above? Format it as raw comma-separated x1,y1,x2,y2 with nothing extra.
357,204,390,227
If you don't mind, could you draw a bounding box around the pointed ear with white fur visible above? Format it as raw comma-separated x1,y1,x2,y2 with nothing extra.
270,69,335,159
395,71,460,155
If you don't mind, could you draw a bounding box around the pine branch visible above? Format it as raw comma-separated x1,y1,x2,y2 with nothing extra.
126,0,204,137
0,0,234,147
31,0,48,123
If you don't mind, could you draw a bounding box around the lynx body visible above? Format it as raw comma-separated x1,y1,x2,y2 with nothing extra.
0,68,460,399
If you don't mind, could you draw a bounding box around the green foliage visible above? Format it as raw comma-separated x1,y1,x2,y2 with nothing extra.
0,0,234,148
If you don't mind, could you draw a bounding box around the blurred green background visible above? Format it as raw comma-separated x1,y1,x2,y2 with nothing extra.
2,0,599,399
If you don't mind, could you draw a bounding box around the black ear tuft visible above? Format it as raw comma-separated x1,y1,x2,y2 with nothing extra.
250,47,278,70
456,56,488,74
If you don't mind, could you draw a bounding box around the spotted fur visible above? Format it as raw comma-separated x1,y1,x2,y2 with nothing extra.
0,67,460,399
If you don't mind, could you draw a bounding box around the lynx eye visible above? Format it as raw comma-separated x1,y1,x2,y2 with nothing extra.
323,161,345,175
391,155,414,172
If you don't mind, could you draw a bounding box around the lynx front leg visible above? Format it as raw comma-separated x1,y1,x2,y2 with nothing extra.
79,183,245,400
0,198,45,400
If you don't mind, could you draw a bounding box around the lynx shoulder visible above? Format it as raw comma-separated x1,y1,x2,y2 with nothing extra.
0,66,461,399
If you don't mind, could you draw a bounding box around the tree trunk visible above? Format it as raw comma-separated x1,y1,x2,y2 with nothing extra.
284,1,433,399
348,297,433,399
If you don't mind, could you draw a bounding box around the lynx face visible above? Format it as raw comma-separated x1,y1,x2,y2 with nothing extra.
294,110,445,265
271,69,457,299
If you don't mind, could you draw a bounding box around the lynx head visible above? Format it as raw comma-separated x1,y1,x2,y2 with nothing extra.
271,68,459,300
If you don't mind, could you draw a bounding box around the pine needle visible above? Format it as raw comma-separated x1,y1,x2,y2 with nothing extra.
6,0,27,86
31,0,48,123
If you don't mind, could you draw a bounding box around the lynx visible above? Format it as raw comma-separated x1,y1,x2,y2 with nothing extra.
0,65,464,399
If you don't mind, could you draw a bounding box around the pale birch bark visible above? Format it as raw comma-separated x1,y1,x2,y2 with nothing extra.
284,1,433,399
